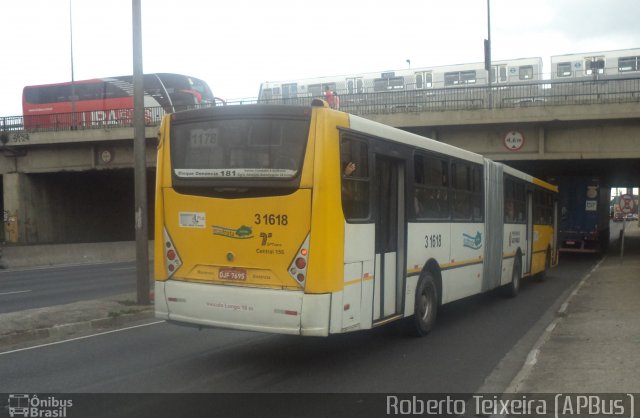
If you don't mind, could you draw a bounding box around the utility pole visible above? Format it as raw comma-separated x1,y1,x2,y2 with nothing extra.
69,0,76,129
485,0,492,108
133,0,150,305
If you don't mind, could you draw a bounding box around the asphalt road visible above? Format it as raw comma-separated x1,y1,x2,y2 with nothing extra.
0,261,137,313
0,255,596,395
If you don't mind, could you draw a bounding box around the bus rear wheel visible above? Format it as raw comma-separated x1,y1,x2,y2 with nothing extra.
502,256,521,298
411,272,438,337
536,247,551,281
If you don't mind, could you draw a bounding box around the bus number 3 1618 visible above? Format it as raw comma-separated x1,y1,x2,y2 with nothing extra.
425,234,442,248
254,213,289,226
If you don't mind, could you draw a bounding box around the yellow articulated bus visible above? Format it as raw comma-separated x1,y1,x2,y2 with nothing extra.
154,100,558,337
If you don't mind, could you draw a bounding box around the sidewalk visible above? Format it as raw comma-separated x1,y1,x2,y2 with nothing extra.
509,221,640,393
0,292,153,350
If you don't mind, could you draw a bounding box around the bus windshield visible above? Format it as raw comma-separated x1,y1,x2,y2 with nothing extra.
171,117,310,180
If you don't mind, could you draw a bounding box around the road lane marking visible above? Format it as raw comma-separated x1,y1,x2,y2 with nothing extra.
0,320,165,356
111,267,136,271
0,289,32,296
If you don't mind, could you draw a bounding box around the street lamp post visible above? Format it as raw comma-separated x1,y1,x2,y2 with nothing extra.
133,0,150,305
69,0,76,129
485,0,492,108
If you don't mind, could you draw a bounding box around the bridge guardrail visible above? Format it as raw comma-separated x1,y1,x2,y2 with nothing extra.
1,78,639,134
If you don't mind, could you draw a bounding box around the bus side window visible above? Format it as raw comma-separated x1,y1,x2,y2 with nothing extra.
340,137,370,221
414,154,449,220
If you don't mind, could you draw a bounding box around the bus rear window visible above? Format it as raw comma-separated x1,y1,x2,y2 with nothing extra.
171,118,309,180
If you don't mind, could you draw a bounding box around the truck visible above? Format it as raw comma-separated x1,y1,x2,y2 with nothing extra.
555,176,610,254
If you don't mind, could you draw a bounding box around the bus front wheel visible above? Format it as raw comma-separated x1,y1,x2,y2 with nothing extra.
412,272,438,337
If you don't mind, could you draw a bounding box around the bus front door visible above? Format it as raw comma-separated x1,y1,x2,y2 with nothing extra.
373,156,406,322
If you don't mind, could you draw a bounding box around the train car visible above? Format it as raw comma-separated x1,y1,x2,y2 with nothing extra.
22,73,216,130
258,57,543,103
550,48,640,80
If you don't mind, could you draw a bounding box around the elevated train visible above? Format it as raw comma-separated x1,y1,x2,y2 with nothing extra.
550,48,640,80
259,57,543,102
258,48,640,108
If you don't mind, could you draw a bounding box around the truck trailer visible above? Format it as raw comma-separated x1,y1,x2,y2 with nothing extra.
555,176,610,254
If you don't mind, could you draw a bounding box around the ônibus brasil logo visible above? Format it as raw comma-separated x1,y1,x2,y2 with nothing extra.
7,394,73,417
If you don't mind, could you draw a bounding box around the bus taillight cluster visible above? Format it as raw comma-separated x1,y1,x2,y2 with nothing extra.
289,236,310,287
163,228,182,277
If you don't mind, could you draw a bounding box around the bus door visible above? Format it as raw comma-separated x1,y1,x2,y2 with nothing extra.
525,190,534,275
373,156,406,321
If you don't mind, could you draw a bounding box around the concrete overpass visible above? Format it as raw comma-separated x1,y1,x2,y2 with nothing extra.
371,101,640,186
1,78,639,244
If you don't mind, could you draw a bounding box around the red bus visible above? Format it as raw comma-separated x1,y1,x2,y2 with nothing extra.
22,73,216,130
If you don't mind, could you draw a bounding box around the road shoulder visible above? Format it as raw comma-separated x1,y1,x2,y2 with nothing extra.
0,292,154,351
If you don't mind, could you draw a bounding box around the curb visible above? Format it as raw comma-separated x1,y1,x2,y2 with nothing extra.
0,308,154,349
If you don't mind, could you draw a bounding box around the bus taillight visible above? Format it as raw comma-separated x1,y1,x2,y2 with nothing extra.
163,227,182,278
295,258,306,269
289,234,310,288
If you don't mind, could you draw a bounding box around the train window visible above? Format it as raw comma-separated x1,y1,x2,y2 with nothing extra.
446,71,476,86
281,83,298,98
556,62,572,77
415,72,433,89
308,84,322,97
321,83,337,95
585,58,605,75
373,78,388,92
491,66,507,83
460,71,476,84
373,77,404,91
388,77,405,89
346,78,364,94
618,56,640,72
444,72,459,86
519,66,534,80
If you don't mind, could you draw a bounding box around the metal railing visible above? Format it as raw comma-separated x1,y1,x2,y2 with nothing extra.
248,77,640,115
2,78,639,134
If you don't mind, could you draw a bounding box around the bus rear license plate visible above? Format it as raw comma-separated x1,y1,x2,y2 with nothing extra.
566,240,575,245
218,268,247,281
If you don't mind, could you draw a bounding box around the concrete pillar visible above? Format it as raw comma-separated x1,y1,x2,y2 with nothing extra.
2,173,53,244
538,126,545,156
3,173,26,243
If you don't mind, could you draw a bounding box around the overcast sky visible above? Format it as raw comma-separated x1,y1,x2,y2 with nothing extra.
1,0,639,115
